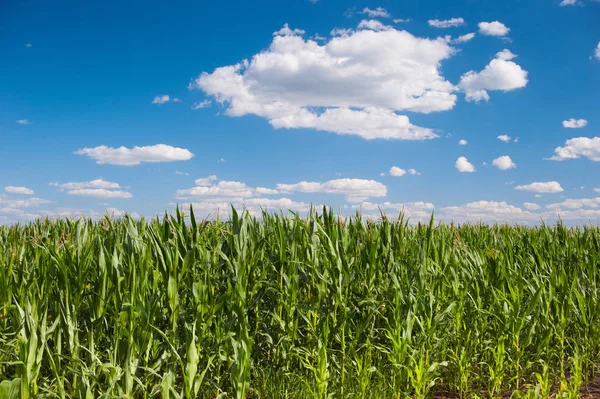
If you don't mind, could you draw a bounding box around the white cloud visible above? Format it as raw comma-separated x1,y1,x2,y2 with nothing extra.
464,90,490,102
50,179,120,190
270,107,437,140
175,170,189,176
0,196,51,208
492,155,516,170
547,137,600,161
255,187,280,195
276,178,386,202
361,7,390,18
5,186,34,195
455,156,475,172
515,181,563,193
497,135,512,142
191,99,212,109
389,167,419,176
75,144,194,166
478,21,510,36
546,197,600,211
218,158,227,163
357,19,392,31
595,188,600,193
16,119,31,125
274,23,306,37
393,18,411,23
25,43,32,48
562,118,588,128
152,95,170,104
354,201,434,220
459,139,468,145
67,189,133,199
389,166,406,176
441,200,538,222
452,33,476,44
50,179,132,198
595,42,600,60
459,53,528,102
192,24,458,140
179,197,312,218
428,18,465,28
559,0,578,5
172,98,182,102
495,49,517,60
176,181,254,198
195,175,218,186
523,202,541,210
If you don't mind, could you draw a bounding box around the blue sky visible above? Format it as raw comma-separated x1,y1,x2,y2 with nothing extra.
1,0,599,224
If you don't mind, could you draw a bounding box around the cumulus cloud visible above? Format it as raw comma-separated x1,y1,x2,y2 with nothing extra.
393,18,411,23
16,119,31,125
277,178,387,202
428,18,465,28
195,175,218,186
357,19,392,31
361,7,390,18
50,179,132,198
75,144,194,166
459,139,468,145
515,181,564,193
547,137,600,161
492,155,516,170
0,196,51,208
67,189,133,199
562,118,588,128
523,202,541,210
440,200,537,222
559,0,578,5
478,21,510,36
50,179,120,190
595,42,600,60
546,197,600,211
354,201,434,220
152,95,170,104
5,186,34,195
459,51,528,102
496,49,517,60
498,135,512,142
255,187,280,195
191,23,459,140
176,181,254,199
455,156,475,172
191,99,212,109
452,33,476,44
389,166,419,176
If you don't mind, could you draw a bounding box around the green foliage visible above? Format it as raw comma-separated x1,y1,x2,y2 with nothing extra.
0,208,599,398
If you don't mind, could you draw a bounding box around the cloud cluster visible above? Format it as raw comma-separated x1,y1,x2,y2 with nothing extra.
492,155,516,170
389,167,420,176
478,21,510,36
515,181,563,193
152,95,170,104
428,18,465,28
455,157,475,172
562,118,588,128
5,186,34,195
191,23,459,140
50,179,133,198
547,137,600,161
75,144,194,166
459,50,528,102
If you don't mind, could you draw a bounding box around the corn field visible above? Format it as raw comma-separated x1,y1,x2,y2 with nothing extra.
1,207,599,398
